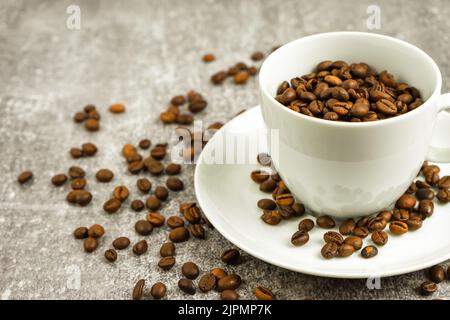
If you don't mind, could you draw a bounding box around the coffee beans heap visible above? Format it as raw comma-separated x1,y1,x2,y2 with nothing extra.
251,154,448,261
274,60,423,122
160,90,207,125
73,104,101,131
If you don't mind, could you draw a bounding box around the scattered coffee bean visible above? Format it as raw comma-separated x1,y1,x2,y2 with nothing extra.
259,179,278,192
392,209,410,222
135,220,153,236
339,244,355,257
178,278,196,295
150,282,167,300
169,227,190,243
429,265,446,283
73,226,88,239
437,189,449,203
371,230,388,246
251,51,265,61
438,176,450,189
339,218,355,235
146,196,161,210
353,227,369,238
96,169,114,182
254,286,274,300
316,215,336,229
81,142,97,156
202,53,215,63
165,163,181,175
356,216,369,228
221,249,240,265
389,221,408,235
217,274,241,292
183,205,202,224
344,236,363,250
103,198,121,213
198,274,217,293
70,147,83,158
182,262,200,279
321,242,339,259
291,230,309,246
250,170,270,183
420,281,437,296
261,210,282,225
68,166,85,179
323,231,344,245
166,177,184,191
132,279,145,300
361,245,378,258
112,237,130,250
167,216,185,229
74,111,86,122
377,210,393,222
154,186,169,201
407,217,423,231
147,212,165,227
416,188,435,201
109,103,126,113
275,193,295,206
85,118,100,131
257,199,276,210
396,194,416,210
130,199,145,212
298,218,315,231
138,138,151,149
221,290,239,300
158,256,176,270
51,173,68,186
132,240,148,255
160,242,176,257
88,224,105,238
83,237,98,253
66,190,92,206
104,249,117,262
136,178,152,193
71,178,86,190
190,224,206,239
211,267,228,280
367,217,387,232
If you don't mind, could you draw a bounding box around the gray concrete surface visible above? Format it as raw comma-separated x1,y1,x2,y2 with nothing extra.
0,0,449,300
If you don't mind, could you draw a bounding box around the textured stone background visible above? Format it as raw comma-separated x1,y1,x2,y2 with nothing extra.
0,0,449,300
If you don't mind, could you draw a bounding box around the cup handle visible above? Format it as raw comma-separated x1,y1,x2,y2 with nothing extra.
426,93,450,162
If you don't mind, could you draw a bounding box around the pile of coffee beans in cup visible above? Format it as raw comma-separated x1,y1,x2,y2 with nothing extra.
160,90,207,125
251,154,448,260
274,60,423,122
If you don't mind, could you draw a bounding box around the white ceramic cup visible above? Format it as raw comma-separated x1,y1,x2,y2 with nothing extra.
259,32,450,218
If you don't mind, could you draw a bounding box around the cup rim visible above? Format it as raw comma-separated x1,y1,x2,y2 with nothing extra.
259,31,442,127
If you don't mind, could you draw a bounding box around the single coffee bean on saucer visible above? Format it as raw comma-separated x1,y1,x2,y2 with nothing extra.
344,236,363,250
298,218,315,231
361,245,378,258
323,231,344,245
371,230,388,246
339,218,355,235
321,242,339,259
316,215,336,229
291,230,309,246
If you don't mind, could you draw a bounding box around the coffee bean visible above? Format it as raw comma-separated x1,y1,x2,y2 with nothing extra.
70,147,83,158
211,71,228,84
437,189,450,203
109,103,125,113
407,217,423,231
395,194,416,210
165,163,181,175
339,219,355,235
150,147,167,160
367,217,387,232
221,249,240,265
371,230,388,246
182,262,200,279
253,286,274,300
136,178,152,193
211,268,227,280
135,220,153,236
261,210,282,225
166,177,184,191
138,138,151,150
321,242,339,259
217,274,241,292
198,274,216,293
339,244,355,257
103,198,121,213
112,237,130,250
68,166,85,179
128,161,144,174
86,109,100,120
429,265,446,283
178,278,196,295
66,190,92,206
344,236,363,250
74,111,86,122
132,240,148,255
251,51,264,61
104,249,117,262
88,224,105,238
83,237,98,253
377,210,393,222
169,227,190,243
361,245,378,258
147,212,165,227
260,178,278,193
221,290,239,300
132,279,145,300
420,281,437,296
406,182,418,194
356,216,369,227
190,224,206,239
425,171,440,186
275,193,295,206
416,179,431,189
292,203,306,217
167,216,184,229
389,221,408,235
291,230,309,246
146,196,161,211
323,231,344,245
257,199,276,210
438,176,450,189
353,227,369,238
130,199,144,212
73,226,88,239
418,200,434,217
250,170,270,183
416,188,434,200
154,186,169,201
298,218,314,231
158,256,176,270
51,173,68,186
158,242,175,257
81,142,97,156
94,169,113,183
150,282,166,300
85,118,100,131
71,178,86,190
160,111,177,123
316,215,336,229
183,205,202,224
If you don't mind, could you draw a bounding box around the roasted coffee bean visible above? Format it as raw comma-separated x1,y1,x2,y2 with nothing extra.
339,244,355,257
395,194,416,210
292,203,306,217
74,111,86,122
371,230,388,246
298,218,314,231
221,290,239,300
250,170,270,183
132,240,148,255
130,199,145,212
416,188,434,200
103,198,121,213
109,103,125,113
256,152,272,166
73,226,88,239
261,210,282,225
70,147,83,158
138,138,151,149
154,186,169,201
438,176,450,189
259,179,277,193
104,249,117,262
257,199,276,210
198,274,216,293
251,51,264,61
167,216,184,229
377,210,393,222
165,163,181,175
146,196,161,211
66,190,92,206
88,224,105,238
178,278,196,295
182,262,200,279
321,242,339,259
323,231,344,245
425,171,440,186
136,178,152,193
429,265,446,283
389,221,408,235
71,178,86,190
81,142,97,156
234,71,250,84
361,245,378,258
166,177,184,191
85,118,100,131
344,236,363,250
147,212,165,227
83,237,98,253
160,111,177,123
135,220,153,236
392,209,410,222
132,279,145,300
183,205,202,224
95,169,113,182
221,249,240,265
68,166,85,179
150,146,167,160
112,237,130,250
420,281,437,296
158,256,176,270
254,287,274,300
211,268,227,280
353,227,369,238
128,161,144,174
150,282,167,300
339,219,355,235
291,230,309,246
407,217,423,231
367,217,387,232
275,193,294,206
217,274,241,292
356,216,370,227
277,88,297,105
160,242,175,257
316,215,336,229
211,71,228,84
190,224,205,239
418,200,434,217
51,173,68,186
169,227,190,243
278,205,295,219
416,180,431,189
406,182,418,194
437,189,450,203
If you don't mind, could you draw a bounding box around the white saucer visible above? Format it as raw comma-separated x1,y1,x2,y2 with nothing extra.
194,106,450,279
